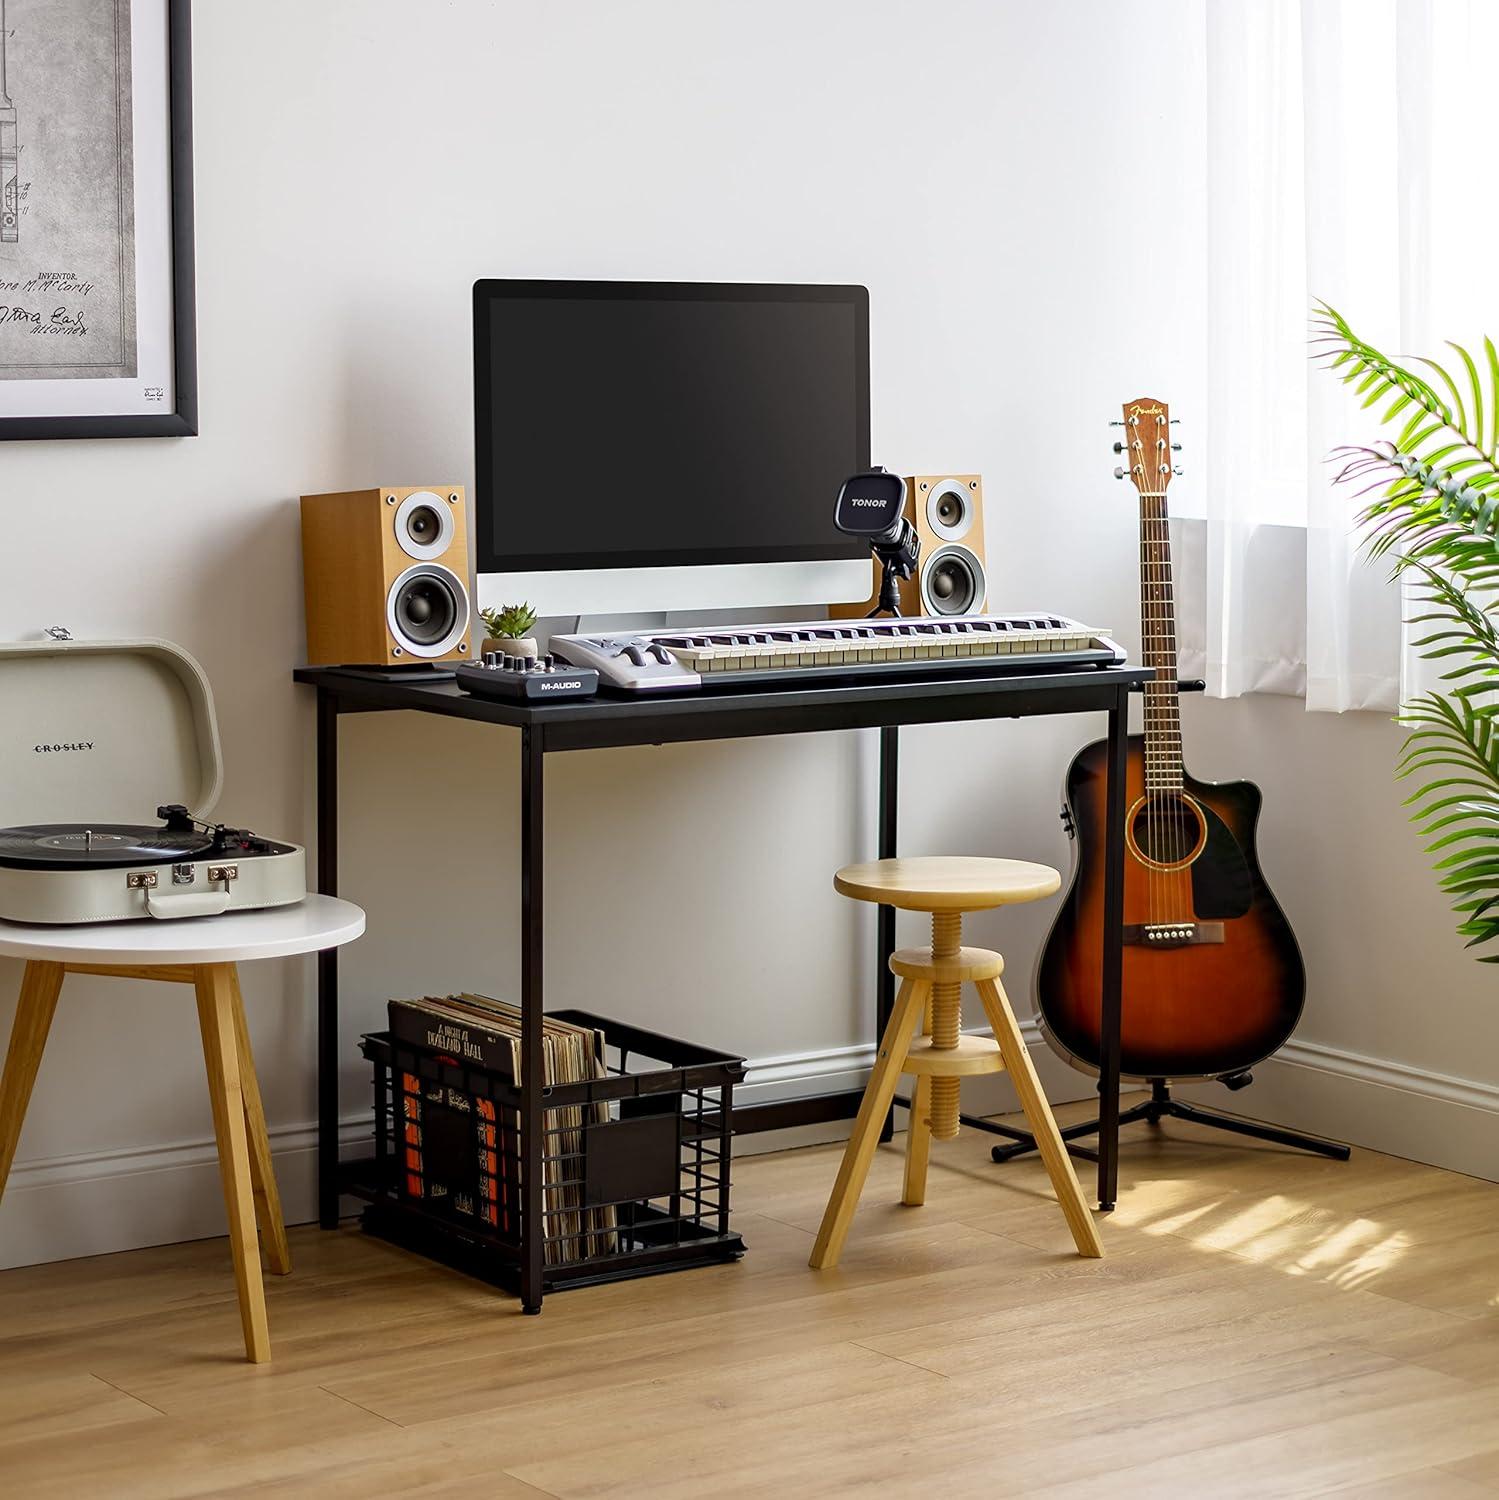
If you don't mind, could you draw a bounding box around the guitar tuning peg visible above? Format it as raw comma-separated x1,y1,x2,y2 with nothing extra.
1171,443,1183,452
1108,420,1126,427
1113,466,1129,480
1169,418,1181,424
1172,466,1185,476
1112,441,1127,454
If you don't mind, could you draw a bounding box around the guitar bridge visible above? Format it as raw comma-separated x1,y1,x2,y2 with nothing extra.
1123,922,1225,948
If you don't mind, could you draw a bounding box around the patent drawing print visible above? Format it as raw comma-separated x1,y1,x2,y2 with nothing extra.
0,0,136,382
0,0,17,244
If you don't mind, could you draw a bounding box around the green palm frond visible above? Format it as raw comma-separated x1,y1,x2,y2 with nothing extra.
1316,304,1499,958
1395,691,1499,959
1314,302,1499,557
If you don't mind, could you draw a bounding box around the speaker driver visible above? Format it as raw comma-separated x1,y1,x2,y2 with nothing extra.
925,479,974,542
394,490,457,560
386,562,470,657
921,544,985,616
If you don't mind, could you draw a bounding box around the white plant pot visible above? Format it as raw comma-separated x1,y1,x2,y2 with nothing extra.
482,636,538,659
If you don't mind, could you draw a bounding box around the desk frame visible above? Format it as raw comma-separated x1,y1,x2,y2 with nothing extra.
297,663,1149,1313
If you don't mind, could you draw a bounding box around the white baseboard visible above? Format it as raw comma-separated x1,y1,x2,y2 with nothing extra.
4,1028,1496,1268
0,1024,1091,1270
1178,1036,1499,1184
0,1117,369,1271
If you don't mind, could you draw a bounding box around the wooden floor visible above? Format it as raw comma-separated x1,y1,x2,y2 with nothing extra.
5,1098,1499,1498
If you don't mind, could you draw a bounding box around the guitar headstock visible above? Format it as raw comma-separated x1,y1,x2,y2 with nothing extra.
1111,395,1180,496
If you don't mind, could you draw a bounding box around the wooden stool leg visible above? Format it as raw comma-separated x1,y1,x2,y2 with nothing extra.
976,976,1104,1259
228,968,292,1276
0,961,65,1203
902,988,934,1206
810,978,927,1270
903,1074,933,1207
194,963,272,1362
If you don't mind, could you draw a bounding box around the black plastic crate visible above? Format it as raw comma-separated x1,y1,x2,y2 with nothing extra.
358,1010,747,1297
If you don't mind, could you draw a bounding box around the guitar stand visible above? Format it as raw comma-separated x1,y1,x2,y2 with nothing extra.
986,1077,1351,1166
980,672,1348,1177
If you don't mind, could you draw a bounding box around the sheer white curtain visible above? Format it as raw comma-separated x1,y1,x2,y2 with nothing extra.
1186,0,1498,712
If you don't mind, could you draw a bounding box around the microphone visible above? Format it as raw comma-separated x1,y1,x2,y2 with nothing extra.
834,468,920,617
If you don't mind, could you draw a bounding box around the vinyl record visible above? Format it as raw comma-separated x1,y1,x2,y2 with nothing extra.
0,823,215,869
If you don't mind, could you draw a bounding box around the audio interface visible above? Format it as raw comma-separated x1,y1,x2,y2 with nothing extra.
454,653,599,702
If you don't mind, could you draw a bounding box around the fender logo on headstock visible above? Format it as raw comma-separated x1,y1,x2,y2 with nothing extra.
1127,402,1165,421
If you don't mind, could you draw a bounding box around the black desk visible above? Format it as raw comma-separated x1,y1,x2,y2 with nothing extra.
295,660,1150,1312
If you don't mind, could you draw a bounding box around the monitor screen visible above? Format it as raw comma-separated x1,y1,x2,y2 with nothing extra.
473,281,870,573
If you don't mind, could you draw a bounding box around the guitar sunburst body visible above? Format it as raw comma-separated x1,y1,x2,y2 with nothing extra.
1036,395,1304,1081
1039,737,1304,1078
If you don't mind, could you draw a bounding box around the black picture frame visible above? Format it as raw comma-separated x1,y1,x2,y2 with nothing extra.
0,0,197,441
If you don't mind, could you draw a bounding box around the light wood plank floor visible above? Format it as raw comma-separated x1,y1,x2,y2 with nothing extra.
5,1097,1499,1498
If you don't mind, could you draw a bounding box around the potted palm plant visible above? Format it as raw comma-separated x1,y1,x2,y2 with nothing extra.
479,602,539,661
1316,303,1499,959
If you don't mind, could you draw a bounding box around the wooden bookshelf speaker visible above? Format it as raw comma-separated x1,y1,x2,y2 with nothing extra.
300,486,473,666
833,475,988,618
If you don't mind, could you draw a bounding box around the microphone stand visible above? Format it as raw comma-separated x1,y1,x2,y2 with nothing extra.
867,544,918,619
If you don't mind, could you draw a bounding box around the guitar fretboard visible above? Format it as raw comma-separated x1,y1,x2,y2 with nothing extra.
1139,491,1182,792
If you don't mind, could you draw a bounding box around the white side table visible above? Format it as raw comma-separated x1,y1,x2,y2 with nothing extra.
0,895,365,1363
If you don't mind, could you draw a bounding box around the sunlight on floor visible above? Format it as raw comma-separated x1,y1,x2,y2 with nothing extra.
1111,1174,1422,1294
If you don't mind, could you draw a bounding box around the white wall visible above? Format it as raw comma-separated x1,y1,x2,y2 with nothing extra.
1,0,1490,1269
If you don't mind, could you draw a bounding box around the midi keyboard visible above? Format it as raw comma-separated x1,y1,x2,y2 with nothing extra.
549,614,1124,694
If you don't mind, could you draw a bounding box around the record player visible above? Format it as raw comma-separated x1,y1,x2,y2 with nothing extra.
0,635,306,924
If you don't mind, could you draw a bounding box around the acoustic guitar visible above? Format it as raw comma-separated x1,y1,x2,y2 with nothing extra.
1036,396,1305,1080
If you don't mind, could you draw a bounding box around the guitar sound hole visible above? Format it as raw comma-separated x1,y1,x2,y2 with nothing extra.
1129,793,1205,867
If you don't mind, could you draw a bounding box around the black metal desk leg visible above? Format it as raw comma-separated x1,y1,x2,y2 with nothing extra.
1097,691,1128,1211
520,726,546,1314
877,725,898,1143
316,690,342,1229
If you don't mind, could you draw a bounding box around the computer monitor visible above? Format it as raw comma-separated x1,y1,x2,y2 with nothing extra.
472,279,873,618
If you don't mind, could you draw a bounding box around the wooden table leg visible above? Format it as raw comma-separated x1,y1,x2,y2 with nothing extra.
0,961,65,1203
976,976,1104,1259
194,963,272,1363
810,977,927,1270
228,968,291,1276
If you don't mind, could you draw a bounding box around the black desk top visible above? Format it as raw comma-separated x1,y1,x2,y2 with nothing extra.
295,663,1150,752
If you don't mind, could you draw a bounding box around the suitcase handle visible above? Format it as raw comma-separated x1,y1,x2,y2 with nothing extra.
144,889,232,920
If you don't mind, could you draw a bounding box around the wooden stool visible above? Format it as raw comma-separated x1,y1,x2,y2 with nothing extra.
0,896,364,1363
810,857,1103,1267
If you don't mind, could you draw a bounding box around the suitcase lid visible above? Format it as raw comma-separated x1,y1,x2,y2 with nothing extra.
0,634,223,828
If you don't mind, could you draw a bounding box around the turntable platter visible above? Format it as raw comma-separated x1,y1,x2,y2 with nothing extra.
0,823,216,869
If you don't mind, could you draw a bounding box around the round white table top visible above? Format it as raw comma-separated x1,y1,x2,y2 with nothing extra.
0,895,365,965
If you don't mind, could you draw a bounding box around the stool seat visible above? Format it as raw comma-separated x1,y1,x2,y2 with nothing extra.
904,1033,1003,1076
889,944,1004,983
834,856,1060,912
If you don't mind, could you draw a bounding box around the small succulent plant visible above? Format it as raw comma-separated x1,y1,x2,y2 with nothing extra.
481,602,539,639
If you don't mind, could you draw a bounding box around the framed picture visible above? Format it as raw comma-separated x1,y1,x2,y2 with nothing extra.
0,0,195,439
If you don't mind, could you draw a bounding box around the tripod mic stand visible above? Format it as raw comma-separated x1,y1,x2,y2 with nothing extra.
868,548,915,618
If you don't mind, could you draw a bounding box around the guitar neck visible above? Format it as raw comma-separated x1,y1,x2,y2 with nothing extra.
1139,489,1183,791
